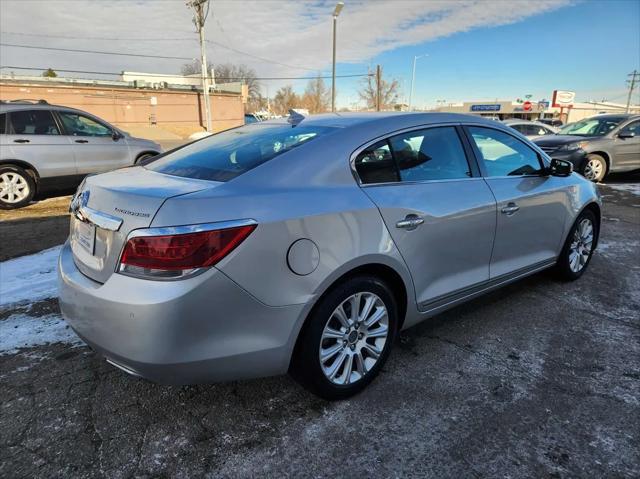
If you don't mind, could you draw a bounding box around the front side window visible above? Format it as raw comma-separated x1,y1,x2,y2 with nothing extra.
0,113,6,134
9,110,60,135
58,112,112,137
468,126,542,177
389,127,471,181
619,120,639,136
147,123,336,182
558,117,626,136
354,140,397,184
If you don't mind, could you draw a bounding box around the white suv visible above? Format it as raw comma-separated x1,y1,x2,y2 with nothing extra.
0,100,162,209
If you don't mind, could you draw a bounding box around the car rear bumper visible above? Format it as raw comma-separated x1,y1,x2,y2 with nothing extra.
58,240,306,385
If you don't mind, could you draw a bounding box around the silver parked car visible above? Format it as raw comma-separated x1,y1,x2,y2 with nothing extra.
502,119,558,139
0,100,162,209
58,112,601,399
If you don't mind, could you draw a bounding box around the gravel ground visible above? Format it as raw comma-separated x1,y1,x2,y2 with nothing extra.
0,178,639,478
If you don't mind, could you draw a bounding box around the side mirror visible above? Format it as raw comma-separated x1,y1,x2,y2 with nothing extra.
618,131,635,139
548,158,573,177
112,130,123,141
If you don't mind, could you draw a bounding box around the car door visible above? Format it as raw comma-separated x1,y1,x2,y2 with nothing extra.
3,109,77,182
465,125,569,278
612,119,640,169
354,125,497,310
56,110,131,174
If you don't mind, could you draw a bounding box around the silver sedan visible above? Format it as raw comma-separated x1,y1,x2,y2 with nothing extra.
58,112,601,399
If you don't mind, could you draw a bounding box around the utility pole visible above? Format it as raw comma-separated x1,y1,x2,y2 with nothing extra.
408,54,427,111
331,2,344,113
626,70,639,113
376,64,381,111
189,0,212,132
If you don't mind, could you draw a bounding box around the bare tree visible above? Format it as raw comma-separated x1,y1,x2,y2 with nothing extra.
181,60,261,102
301,76,330,114
273,85,300,115
358,67,399,110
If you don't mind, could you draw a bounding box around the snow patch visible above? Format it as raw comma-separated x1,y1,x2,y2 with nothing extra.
0,312,83,355
0,245,62,307
603,183,640,196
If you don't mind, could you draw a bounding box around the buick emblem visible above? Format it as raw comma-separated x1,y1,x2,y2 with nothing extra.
70,189,90,214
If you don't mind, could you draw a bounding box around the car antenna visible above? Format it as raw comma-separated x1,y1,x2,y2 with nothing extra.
288,109,308,126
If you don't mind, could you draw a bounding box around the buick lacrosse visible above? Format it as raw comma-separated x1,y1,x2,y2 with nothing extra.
58,112,601,399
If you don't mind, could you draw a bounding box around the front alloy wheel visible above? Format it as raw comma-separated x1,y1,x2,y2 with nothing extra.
568,218,594,273
581,154,607,182
555,209,598,281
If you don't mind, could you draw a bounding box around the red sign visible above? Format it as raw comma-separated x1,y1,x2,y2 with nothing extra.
523,101,532,111
552,90,575,108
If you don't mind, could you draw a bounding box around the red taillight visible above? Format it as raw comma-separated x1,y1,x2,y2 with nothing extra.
119,224,256,277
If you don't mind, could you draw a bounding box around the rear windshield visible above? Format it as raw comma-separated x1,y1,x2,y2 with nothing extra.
145,123,336,181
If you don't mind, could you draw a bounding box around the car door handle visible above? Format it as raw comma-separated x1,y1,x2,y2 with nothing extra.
396,215,424,230
13,139,30,143
74,139,89,143
501,203,520,215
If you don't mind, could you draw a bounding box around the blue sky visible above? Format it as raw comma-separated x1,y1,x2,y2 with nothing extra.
335,0,640,108
1,0,638,109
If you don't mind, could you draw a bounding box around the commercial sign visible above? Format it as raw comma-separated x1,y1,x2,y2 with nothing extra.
552,90,575,108
470,104,501,112
523,101,532,111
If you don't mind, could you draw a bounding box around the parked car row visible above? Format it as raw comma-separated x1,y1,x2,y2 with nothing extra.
0,100,162,209
533,114,640,182
59,112,601,399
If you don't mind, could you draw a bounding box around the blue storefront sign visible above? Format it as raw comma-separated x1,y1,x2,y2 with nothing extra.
470,104,501,112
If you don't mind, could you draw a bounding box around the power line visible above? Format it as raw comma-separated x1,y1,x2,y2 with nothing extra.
205,39,328,73
0,33,332,73
0,30,195,41
0,65,371,81
0,43,195,61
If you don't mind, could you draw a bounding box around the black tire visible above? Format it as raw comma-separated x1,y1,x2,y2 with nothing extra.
0,165,36,210
580,154,607,182
135,153,158,165
555,209,598,281
290,275,398,400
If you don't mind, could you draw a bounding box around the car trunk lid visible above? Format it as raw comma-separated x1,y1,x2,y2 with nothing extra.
70,167,216,283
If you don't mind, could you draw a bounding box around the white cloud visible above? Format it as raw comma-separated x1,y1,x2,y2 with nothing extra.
0,0,571,95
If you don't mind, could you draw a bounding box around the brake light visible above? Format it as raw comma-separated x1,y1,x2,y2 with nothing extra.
119,224,256,279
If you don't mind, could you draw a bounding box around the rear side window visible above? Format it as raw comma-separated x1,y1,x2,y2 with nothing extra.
354,140,398,184
0,113,6,134
9,110,60,135
389,127,471,181
146,124,335,182
355,126,471,184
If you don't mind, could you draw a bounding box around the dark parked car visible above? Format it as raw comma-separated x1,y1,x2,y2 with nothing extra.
534,114,640,182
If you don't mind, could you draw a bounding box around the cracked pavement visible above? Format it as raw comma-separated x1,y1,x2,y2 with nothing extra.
1,180,639,478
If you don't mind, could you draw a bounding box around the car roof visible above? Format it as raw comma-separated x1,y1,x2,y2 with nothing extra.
0,102,90,115
258,111,499,129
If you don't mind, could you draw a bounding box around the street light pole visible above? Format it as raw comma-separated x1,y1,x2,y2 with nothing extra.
331,2,344,113
408,54,427,112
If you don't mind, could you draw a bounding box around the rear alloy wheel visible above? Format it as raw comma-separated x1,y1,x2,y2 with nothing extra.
291,276,398,400
580,154,607,182
555,209,598,281
0,166,35,209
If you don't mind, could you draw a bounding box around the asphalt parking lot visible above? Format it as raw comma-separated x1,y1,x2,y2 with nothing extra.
1,177,639,478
